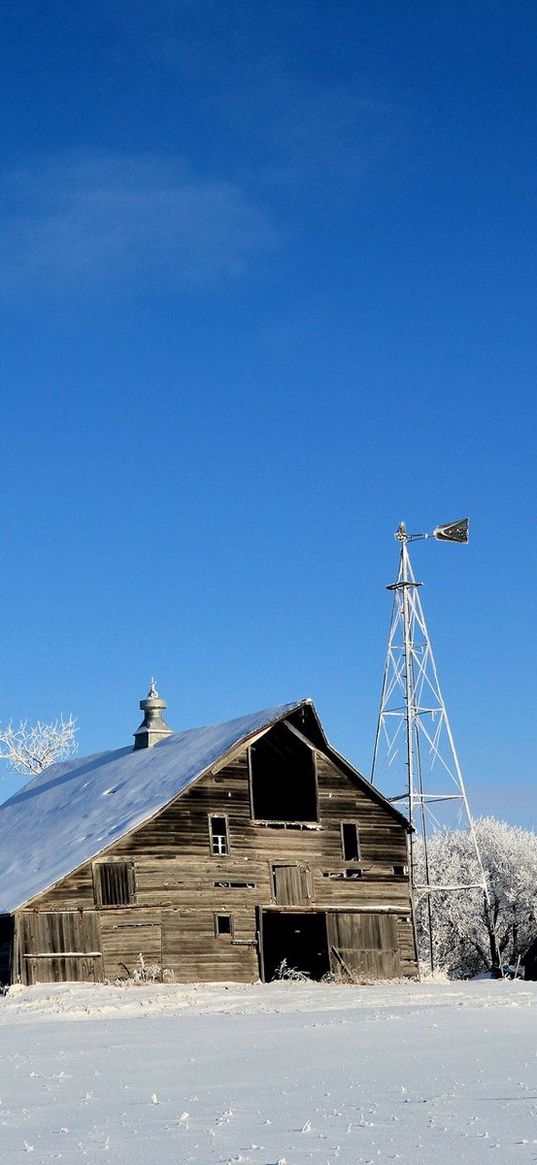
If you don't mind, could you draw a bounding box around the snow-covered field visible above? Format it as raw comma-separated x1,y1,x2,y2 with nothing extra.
1,979,536,1164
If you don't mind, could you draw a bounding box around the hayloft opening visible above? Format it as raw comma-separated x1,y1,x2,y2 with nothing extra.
249,722,318,822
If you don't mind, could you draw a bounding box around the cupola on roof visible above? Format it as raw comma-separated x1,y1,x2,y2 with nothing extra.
133,679,173,750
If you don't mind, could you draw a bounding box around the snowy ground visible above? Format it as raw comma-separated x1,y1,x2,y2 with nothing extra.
1,979,537,1164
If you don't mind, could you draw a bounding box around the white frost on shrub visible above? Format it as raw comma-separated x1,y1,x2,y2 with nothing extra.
414,816,537,977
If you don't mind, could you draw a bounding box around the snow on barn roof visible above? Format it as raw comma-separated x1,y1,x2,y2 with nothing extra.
0,700,304,915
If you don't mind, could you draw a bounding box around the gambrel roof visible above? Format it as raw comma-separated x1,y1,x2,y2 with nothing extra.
0,698,409,915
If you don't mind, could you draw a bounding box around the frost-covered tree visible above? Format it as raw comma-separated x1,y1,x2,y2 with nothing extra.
414,818,537,978
0,715,77,778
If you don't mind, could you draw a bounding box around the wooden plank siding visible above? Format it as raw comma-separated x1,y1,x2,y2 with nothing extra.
15,742,418,983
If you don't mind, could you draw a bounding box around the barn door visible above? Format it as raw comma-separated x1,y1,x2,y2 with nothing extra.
272,864,309,906
20,912,103,984
327,912,401,980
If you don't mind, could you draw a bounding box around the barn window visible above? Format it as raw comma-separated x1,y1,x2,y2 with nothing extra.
213,881,256,889
393,864,408,876
94,862,135,908
209,815,229,855
215,914,233,936
341,822,361,862
249,722,318,823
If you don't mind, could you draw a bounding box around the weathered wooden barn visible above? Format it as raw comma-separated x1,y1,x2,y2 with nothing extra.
0,688,418,985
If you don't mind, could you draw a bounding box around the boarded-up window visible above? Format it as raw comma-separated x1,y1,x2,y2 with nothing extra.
94,862,135,908
272,863,309,906
341,822,360,861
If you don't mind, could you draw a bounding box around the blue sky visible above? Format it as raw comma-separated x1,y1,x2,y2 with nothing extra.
0,2,535,826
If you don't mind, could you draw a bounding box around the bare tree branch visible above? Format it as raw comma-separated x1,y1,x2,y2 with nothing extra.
0,716,78,777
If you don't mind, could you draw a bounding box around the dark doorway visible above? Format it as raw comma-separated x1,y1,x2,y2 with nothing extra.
0,915,13,986
260,911,330,981
523,939,537,980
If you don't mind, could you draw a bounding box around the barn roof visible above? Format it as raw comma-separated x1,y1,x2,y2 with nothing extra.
0,698,409,915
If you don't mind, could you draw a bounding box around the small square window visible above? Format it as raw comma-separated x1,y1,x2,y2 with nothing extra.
215,914,232,936
393,864,408,877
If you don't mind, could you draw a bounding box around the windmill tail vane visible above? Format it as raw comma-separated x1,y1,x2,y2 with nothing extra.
433,518,469,543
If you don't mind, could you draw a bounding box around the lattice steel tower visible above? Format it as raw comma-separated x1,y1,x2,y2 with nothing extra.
370,520,494,972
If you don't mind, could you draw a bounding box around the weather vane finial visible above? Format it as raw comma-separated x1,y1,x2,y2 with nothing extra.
148,677,158,698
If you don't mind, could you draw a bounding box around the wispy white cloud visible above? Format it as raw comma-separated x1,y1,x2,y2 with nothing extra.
223,80,401,190
0,152,275,294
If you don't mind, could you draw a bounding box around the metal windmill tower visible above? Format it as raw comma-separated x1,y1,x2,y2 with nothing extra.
370,519,494,972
